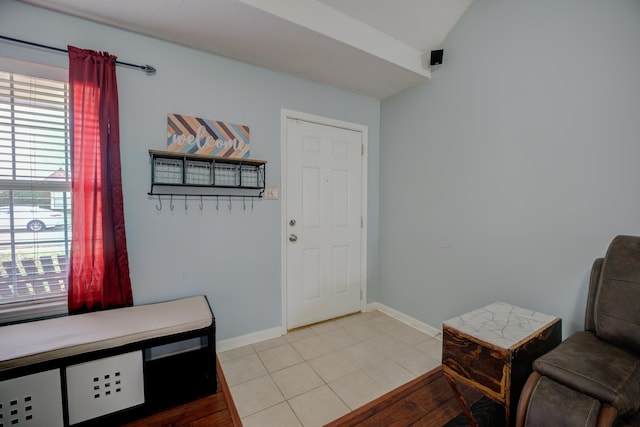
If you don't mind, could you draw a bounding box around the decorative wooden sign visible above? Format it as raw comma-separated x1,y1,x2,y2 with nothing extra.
166,113,250,158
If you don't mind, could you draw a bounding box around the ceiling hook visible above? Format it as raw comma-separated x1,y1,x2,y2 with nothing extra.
199,195,204,211
170,194,174,211
216,196,219,211
185,195,188,211
243,196,246,211
155,195,162,211
228,196,232,210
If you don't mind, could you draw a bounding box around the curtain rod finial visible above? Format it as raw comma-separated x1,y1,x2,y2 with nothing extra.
142,65,156,76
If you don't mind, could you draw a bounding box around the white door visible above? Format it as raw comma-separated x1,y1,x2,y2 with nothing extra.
284,116,364,330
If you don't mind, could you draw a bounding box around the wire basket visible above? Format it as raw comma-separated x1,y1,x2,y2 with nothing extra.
214,163,239,186
153,158,183,184
185,160,212,185
240,165,264,187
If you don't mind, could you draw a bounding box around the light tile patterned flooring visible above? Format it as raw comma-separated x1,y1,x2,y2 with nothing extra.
219,310,443,427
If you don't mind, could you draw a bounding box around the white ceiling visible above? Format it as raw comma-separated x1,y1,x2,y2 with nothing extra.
20,0,473,99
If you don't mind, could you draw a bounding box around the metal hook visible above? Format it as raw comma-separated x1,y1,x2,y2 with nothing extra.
228,196,232,210
243,196,246,211
199,195,204,211
156,195,162,211
170,194,174,211
185,195,188,211
216,196,219,211
252,197,254,211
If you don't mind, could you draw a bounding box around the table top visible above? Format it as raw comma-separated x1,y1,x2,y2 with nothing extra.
443,302,558,349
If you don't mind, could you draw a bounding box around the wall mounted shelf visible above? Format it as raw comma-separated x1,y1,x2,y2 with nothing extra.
148,150,266,198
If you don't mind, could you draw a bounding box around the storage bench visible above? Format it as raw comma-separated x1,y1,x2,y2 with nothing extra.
0,295,216,426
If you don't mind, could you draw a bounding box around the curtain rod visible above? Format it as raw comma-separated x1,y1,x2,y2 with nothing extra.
0,35,157,75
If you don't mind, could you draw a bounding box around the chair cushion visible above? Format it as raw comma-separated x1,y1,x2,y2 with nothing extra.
623,411,640,427
595,235,640,354
533,331,640,417
524,376,603,427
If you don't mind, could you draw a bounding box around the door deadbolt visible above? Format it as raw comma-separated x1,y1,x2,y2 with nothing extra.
289,234,298,242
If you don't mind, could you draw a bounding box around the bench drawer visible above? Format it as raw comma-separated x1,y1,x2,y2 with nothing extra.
66,351,144,425
0,369,64,427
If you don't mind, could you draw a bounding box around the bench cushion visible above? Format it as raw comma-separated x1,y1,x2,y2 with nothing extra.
0,296,212,372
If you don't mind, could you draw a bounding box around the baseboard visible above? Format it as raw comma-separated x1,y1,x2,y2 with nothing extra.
216,305,442,353
367,302,443,340
216,327,282,352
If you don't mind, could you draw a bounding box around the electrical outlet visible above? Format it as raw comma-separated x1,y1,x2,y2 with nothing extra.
264,186,279,200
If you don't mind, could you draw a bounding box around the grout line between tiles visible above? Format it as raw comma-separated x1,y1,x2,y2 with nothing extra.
221,310,443,426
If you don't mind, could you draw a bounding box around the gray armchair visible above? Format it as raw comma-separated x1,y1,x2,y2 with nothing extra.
516,235,640,427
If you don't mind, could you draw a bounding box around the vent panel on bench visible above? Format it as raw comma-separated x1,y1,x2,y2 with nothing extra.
0,369,63,427
65,351,144,425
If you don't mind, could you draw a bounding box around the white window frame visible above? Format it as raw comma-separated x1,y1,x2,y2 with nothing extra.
0,56,70,324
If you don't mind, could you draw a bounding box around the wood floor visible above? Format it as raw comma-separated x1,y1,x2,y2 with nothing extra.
122,357,241,427
123,362,494,427
326,366,489,427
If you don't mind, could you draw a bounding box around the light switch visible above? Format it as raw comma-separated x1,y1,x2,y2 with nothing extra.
264,186,279,200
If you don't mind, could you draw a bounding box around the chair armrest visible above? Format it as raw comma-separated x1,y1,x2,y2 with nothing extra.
516,371,541,427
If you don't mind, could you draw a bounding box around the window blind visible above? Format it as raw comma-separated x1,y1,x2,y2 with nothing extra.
0,70,71,312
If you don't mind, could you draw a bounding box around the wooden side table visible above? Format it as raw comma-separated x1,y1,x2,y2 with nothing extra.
442,302,561,427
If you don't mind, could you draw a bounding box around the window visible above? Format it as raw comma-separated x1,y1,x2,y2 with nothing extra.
0,60,71,323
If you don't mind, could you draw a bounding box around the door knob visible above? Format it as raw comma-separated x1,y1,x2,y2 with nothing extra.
289,234,298,242
289,219,296,226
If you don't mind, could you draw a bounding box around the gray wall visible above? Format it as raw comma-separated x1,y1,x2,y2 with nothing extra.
0,0,381,340
380,0,640,336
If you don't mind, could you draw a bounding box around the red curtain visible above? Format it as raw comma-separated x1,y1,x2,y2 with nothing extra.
67,46,133,314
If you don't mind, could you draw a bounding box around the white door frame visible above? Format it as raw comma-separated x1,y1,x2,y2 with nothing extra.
280,109,368,334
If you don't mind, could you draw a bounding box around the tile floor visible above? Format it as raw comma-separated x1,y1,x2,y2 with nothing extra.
219,310,443,427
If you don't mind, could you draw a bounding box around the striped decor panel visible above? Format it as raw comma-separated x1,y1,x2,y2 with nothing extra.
167,113,250,158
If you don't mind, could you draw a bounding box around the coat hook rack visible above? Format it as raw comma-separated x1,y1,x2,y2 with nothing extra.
151,194,265,212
